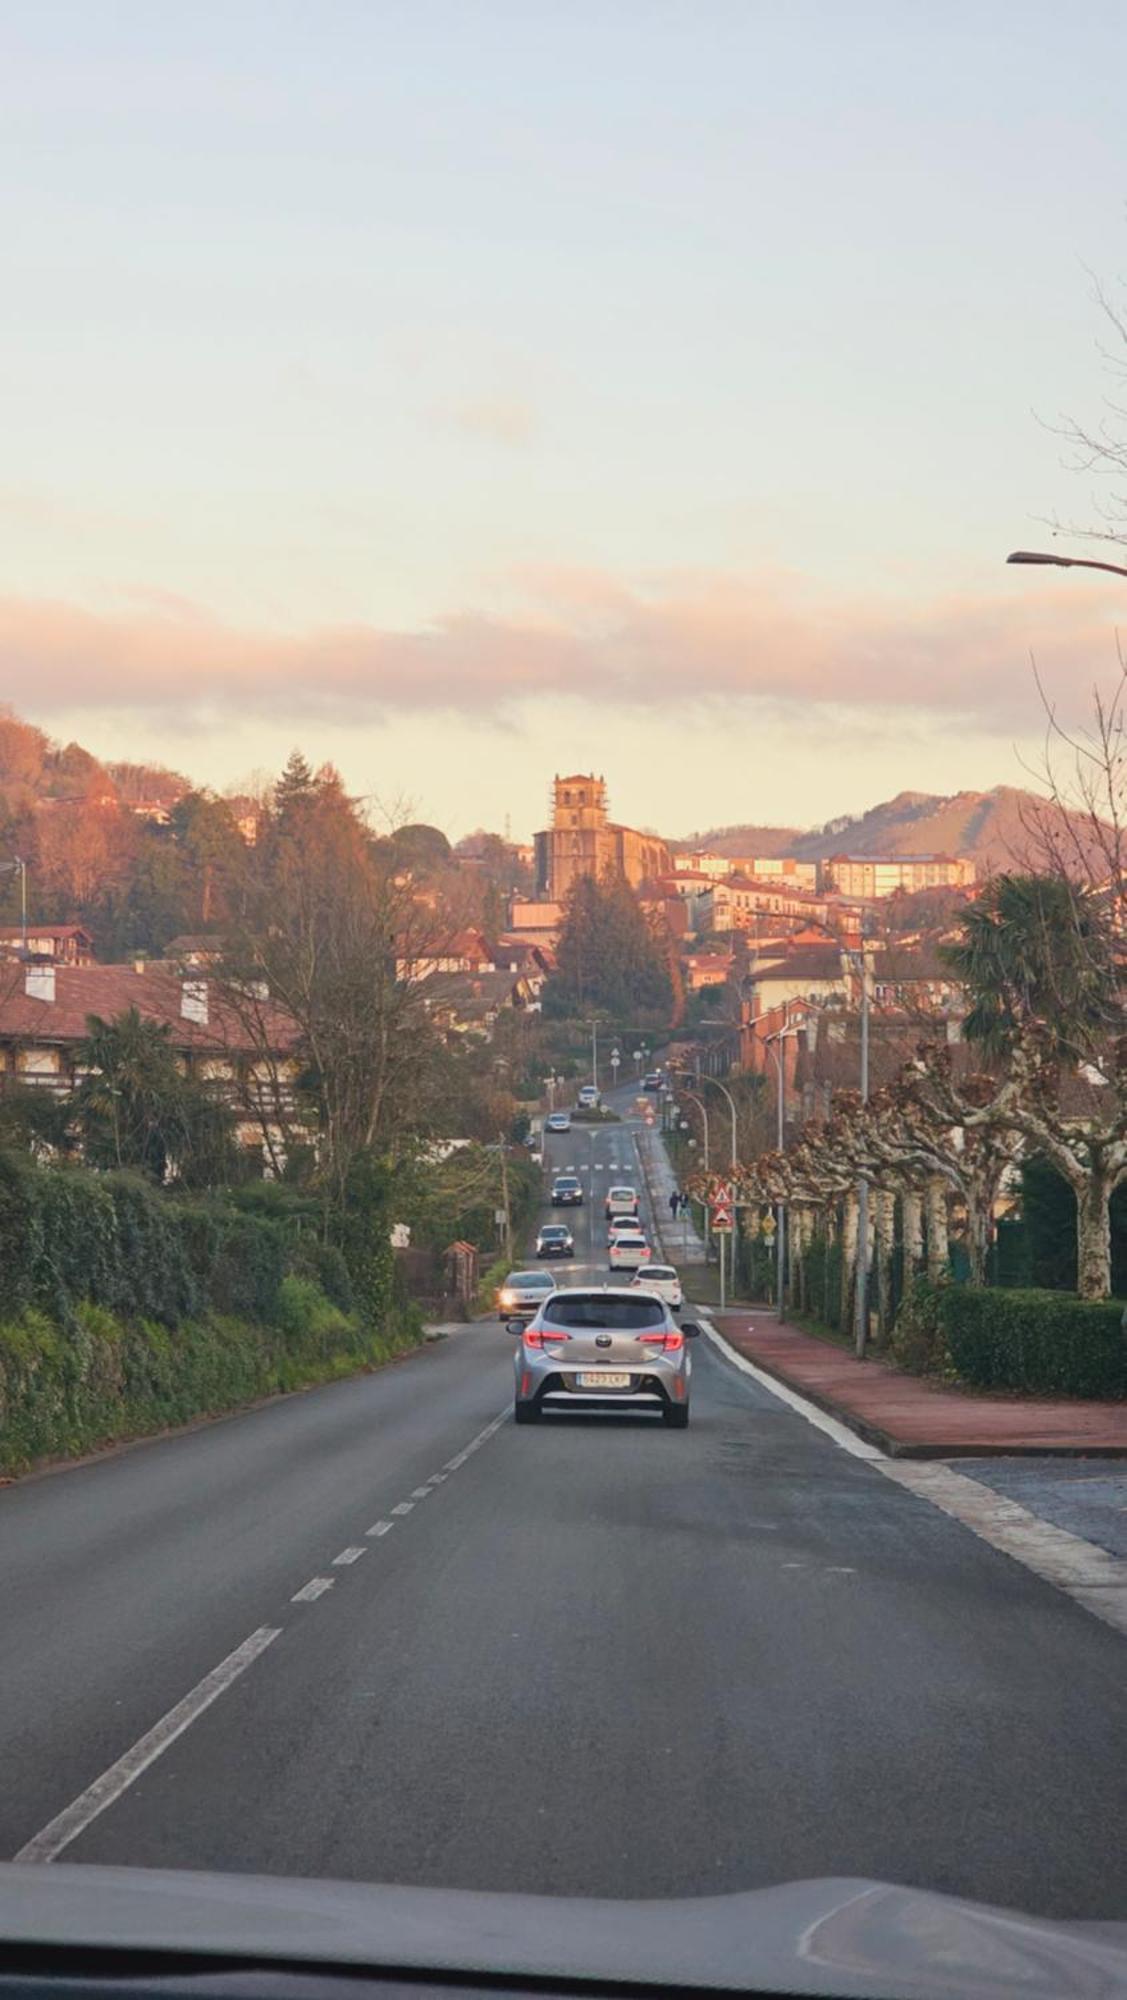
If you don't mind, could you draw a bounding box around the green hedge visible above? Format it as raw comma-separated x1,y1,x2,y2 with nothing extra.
0,1296,422,1474
0,1149,424,1474
893,1281,1127,1398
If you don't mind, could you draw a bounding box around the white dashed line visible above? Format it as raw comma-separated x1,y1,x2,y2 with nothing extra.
427,1473,447,1486
332,1546,366,1565
291,1576,335,1602
366,1520,394,1538
14,1625,282,1864
409,1487,432,1501
391,1501,414,1516
445,1454,468,1470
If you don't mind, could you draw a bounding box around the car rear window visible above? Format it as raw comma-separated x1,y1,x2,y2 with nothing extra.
647,1267,676,1280
543,1295,666,1330
614,1233,646,1246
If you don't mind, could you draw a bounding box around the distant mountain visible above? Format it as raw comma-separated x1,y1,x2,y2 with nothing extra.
682,787,1108,875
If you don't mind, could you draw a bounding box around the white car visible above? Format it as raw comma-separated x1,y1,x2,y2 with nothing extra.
577,1083,601,1109
609,1230,651,1271
607,1214,640,1247
632,1263,682,1309
604,1185,639,1219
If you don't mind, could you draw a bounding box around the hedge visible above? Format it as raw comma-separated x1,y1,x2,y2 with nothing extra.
0,1150,424,1474
0,1296,423,1474
893,1280,1127,1398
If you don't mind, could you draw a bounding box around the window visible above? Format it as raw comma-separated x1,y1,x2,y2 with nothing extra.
544,1295,666,1329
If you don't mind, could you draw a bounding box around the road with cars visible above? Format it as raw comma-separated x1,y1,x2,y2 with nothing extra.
3,1087,1127,1917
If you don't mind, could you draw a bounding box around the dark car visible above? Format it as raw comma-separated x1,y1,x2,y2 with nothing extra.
551,1174,583,1207
536,1223,575,1258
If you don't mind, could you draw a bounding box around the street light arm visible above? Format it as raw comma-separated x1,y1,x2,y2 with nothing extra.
1007,549,1127,580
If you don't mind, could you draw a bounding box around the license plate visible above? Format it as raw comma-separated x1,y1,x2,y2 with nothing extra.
577,1371,631,1389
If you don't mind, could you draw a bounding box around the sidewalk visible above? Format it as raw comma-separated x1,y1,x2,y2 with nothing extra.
709,1310,1127,1458
634,1119,707,1261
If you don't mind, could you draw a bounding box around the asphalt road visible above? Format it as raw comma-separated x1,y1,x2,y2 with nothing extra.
4,1094,1127,1918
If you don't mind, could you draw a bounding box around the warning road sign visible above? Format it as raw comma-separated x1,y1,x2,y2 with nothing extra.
710,1202,733,1233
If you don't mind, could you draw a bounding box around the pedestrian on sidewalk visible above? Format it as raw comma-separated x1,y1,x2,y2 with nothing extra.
669,1189,680,1218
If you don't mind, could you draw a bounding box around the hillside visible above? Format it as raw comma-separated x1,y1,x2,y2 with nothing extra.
684,786,1109,875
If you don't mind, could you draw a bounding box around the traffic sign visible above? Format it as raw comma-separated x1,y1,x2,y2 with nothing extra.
710,1202,733,1233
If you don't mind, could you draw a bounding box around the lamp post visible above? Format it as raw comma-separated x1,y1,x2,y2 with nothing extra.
590,1019,599,1092
700,1074,738,1172
763,1021,799,1320
836,943,872,1358
679,1087,712,1262
1007,549,1127,581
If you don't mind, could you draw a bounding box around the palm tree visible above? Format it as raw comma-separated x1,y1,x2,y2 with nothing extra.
941,874,1121,1059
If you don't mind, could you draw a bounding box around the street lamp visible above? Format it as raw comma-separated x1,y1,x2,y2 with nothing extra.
763,1020,800,1321
700,1074,738,1172
1007,549,1127,581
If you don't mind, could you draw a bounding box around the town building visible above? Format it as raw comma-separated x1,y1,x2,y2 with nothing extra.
0,960,304,1173
822,853,976,898
0,923,95,966
534,775,670,900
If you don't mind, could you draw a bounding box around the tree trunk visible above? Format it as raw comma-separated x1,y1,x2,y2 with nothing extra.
924,1177,948,1283
902,1189,924,1278
964,1176,991,1287
840,1191,859,1331
875,1188,896,1346
1076,1173,1113,1300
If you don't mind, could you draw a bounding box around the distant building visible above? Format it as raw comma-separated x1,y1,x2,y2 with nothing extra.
674,851,818,891
534,775,670,900
822,854,975,898
0,923,95,966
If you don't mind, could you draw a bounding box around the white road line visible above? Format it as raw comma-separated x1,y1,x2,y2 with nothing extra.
332,1546,366,1565
427,1472,447,1485
703,1316,1127,1642
700,1320,884,1462
444,1453,468,1471
391,1500,414,1516
291,1576,335,1601
365,1520,394,1537
879,1461,1127,1640
409,1486,432,1501
14,1626,281,1865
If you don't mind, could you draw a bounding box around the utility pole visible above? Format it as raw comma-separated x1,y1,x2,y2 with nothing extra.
853,951,871,1358
590,1019,599,1091
498,1136,512,1259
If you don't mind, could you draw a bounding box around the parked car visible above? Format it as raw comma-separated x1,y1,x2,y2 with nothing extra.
631,1263,683,1309
536,1223,575,1259
496,1269,557,1322
509,1285,697,1426
545,1110,571,1133
551,1174,583,1207
609,1230,651,1271
604,1185,639,1219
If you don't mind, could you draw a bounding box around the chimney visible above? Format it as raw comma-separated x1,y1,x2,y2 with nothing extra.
181,978,209,1027
25,964,55,1003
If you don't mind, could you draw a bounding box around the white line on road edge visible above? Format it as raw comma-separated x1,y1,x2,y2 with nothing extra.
703,1316,1127,1641
879,1462,1127,1640
291,1576,335,1601
700,1320,883,1462
13,1626,281,1865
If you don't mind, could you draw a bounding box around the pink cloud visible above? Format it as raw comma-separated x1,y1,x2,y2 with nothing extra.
0,571,1118,729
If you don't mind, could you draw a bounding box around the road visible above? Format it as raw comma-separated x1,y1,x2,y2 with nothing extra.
3,1093,1127,1918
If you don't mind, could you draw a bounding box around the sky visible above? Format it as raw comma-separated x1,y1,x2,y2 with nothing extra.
1,0,1126,842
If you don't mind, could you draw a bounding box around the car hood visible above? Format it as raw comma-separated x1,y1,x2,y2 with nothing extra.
2,1866,1127,1998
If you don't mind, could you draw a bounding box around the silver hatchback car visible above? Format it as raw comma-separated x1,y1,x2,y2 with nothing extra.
509,1287,698,1428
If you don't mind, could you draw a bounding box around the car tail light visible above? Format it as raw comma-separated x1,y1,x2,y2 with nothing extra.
524,1326,571,1348
639,1330,684,1352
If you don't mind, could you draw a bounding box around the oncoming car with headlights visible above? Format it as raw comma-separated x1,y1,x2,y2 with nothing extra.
496,1269,556,1322
509,1286,697,1427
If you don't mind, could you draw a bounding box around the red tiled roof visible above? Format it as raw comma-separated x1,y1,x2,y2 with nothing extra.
0,964,300,1053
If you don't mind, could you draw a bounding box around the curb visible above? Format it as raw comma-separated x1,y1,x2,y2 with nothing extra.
704,1319,1127,1461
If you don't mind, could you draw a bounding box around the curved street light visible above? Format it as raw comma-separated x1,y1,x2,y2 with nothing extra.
1007,549,1127,581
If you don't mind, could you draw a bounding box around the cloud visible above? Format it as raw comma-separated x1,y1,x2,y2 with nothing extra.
0,570,1119,731
445,395,536,446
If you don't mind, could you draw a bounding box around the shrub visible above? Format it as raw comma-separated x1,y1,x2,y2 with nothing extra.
890,1278,953,1377
894,1281,1127,1397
